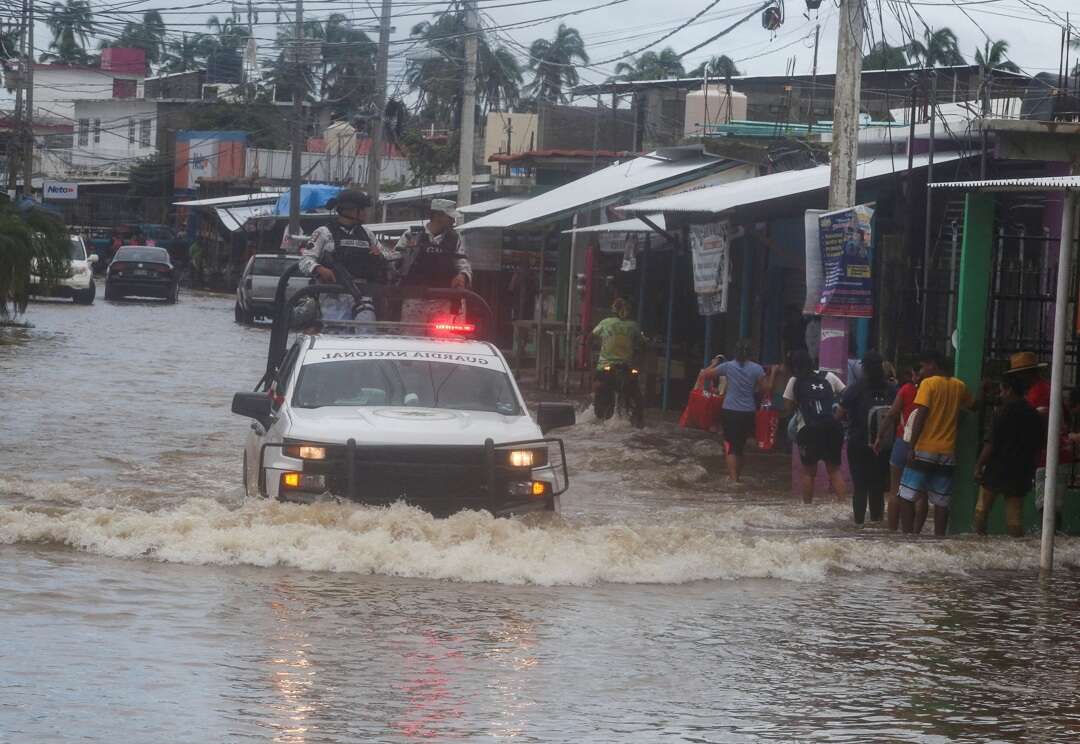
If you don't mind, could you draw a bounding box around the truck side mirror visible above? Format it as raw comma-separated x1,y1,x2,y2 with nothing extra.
232,392,273,428
536,402,575,434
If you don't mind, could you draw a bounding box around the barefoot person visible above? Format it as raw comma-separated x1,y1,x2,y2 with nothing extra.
783,350,847,504
898,351,973,536
838,351,896,525
974,375,1044,537
876,364,920,531
700,340,773,482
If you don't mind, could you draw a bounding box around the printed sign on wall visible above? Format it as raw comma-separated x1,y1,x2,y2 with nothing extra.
816,204,874,318
689,221,731,316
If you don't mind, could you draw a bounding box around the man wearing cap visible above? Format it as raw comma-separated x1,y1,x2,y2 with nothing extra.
298,188,390,321
392,198,472,323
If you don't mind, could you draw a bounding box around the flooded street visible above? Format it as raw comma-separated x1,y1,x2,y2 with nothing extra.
3,293,1080,742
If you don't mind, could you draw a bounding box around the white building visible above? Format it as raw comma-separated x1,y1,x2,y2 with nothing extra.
32,63,145,125
66,98,158,175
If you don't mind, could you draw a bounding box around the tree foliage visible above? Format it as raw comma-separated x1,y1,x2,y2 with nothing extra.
525,24,589,103
99,10,168,72
43,0,95,64
690,55,742,79
0,200,70,316
906,27,966,68
397,129,459,187
862,42,909,71
406,11,522,127
614,48,685,81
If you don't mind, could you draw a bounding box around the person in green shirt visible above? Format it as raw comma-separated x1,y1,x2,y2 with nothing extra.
592,297,643,370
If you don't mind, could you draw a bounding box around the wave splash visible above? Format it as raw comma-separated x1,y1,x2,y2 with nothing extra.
1,498,1074,585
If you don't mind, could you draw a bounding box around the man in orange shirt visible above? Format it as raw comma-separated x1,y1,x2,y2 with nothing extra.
899,350,973,536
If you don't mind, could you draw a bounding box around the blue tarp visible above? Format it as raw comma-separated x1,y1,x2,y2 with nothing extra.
273,184,344,215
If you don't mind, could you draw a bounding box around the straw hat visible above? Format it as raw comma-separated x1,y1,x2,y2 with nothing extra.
1004,351,1048,375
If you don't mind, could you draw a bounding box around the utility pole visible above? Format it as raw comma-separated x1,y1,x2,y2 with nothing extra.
457,0,478,207
366,0,391,202
806,23,820,134
7,4,25,194
828,0,864,211
288,0,304,238
820,0,865,379
22,0,33,196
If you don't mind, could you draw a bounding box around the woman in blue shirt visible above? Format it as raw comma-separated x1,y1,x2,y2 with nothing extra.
701,340,773,482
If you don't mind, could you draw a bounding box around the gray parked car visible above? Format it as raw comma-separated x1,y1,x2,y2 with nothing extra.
235,254,307,323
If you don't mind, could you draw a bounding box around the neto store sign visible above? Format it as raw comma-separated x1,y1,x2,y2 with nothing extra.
43,181,78,200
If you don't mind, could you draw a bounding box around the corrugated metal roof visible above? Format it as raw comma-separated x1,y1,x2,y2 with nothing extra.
215,204,274,232
929,176,1080,192
619,152,965,215
379,181,492,205
457,196,528,216
459,150,730,232
562,214,665,234
488,149,634,164
174,191,284,208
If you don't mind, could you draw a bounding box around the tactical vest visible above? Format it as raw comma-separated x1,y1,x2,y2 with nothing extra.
402,229,460,287
330,223,384,284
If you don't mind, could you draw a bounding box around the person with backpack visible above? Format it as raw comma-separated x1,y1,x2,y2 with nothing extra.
783,349,848,504
838,351,897,525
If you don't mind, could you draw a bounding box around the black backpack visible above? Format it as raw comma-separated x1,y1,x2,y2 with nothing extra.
863,385,895,449
796,372,836,425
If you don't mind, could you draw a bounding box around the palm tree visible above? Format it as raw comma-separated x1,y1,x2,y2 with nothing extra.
974,39,1019,74
525,24,589,103
613,47,685,81
691,55,741,79
862,42,909,71
161,34,213,74
43,0,95,65
320,14,377,118
100,10,168,72
974,39,1020,114
406,11,522,125
906,27,966,68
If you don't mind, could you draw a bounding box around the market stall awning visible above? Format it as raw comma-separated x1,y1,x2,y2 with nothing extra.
379,181,492,205
457,196,528,216
561,214,665,234
929,176,1080,192
216,204,274,232
618,152,965,215
173,191,284,208
459,148,734,232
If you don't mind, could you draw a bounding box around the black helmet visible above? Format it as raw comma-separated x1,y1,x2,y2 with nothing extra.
331,188,371,211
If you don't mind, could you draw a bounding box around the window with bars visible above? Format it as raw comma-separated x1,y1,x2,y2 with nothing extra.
139,119,151,148
93,119,100,144
128,118,135,144
78,118,89,147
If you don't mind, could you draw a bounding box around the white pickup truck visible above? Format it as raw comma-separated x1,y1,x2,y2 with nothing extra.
232,322,574,516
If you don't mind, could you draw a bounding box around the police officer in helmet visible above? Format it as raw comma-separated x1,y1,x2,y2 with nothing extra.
298,188,390,321
392,198,472,323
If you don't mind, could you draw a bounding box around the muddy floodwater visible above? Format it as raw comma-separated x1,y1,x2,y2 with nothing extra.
2,293,1079,743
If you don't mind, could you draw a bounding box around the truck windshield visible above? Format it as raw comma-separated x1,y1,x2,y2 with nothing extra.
292,359,520,416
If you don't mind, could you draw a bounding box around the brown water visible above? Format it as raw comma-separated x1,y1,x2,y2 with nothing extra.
2,293,1079,742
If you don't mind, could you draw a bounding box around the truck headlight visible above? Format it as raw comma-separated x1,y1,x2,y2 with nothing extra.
507,449,547,468
284,443,327,460
281,472,326,491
